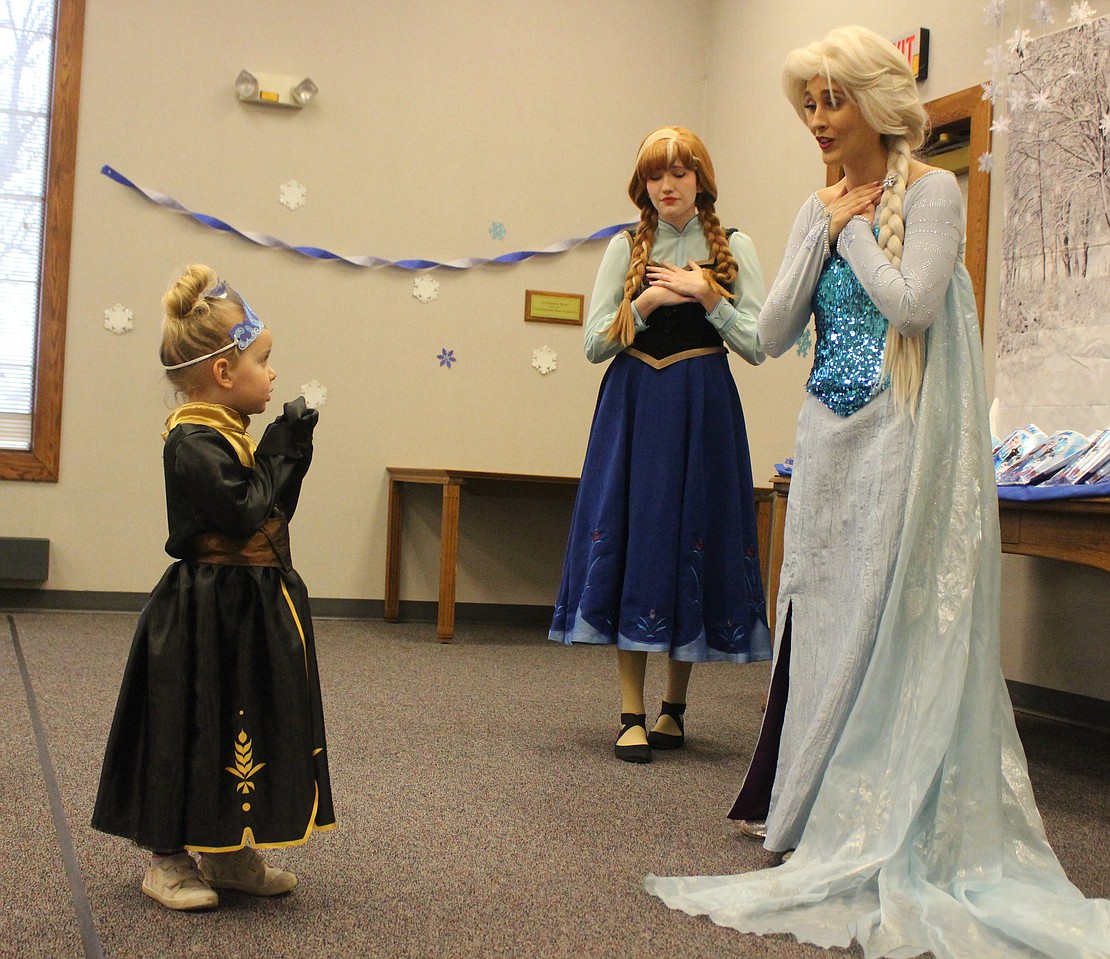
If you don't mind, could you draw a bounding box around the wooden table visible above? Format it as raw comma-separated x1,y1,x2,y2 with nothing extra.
764,474,1110,629
384,468,579,641
998,494,1110,573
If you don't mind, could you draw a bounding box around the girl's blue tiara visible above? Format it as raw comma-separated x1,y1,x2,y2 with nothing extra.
162,280,265,371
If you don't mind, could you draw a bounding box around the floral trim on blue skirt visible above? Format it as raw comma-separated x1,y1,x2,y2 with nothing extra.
550,351,770,664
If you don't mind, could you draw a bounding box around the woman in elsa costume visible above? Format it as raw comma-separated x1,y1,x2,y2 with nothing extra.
645,26,1110,959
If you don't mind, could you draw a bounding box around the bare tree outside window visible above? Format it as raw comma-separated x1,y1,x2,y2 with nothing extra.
0,0,83,481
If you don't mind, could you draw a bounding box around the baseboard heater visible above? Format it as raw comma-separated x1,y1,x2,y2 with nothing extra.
0,537,49,581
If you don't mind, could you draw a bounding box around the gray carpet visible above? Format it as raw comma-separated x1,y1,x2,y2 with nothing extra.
2,611,1107,959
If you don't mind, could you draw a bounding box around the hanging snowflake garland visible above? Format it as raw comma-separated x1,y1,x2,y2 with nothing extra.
1008,27,1032,55
413,274,439,303
984,43,1012,73
978,152,995,173
983,0,1006,26
279,180,307,210
300,379,328,409
1031,0,1055,26
532,345,557,374
991,115,1012,135
1068,1,1096,26
103,303,134,335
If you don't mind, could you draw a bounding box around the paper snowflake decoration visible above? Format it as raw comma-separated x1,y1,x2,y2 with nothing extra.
300,379,328,409
531,345,557,375
978,152,994,173
981,80,1000,103
437,348,456,368
412,274,439,303
1068,1,1096,25
991,115,1012,134
103,303,133,335
489,220,506,241
1007,28,1032,55
794,326,813,359
984,44,1011,72
983,0,1005,26
1032,0,1055,25
1008,87,1028,112
279,180,307,210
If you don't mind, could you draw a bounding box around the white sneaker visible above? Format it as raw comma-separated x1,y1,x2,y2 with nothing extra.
199,846,297,896
142,853,218,911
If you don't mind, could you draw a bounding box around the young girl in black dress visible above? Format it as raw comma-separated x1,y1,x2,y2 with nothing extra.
93,264,334,910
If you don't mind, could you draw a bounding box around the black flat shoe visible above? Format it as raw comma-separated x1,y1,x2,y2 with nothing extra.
647,700,686,749
615,712,652,764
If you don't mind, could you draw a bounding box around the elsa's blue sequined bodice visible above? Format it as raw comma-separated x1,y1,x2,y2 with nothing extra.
807,229,890,417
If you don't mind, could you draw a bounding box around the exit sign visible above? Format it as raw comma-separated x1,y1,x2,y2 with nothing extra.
894,28,930,81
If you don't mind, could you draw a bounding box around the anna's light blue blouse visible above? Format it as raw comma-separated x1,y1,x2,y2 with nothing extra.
582,217,766,365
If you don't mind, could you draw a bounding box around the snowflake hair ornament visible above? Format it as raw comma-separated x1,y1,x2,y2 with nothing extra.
531,345,557,375
279,179,307,210
300,379,328,409
412,274,439,303
103,303,134,335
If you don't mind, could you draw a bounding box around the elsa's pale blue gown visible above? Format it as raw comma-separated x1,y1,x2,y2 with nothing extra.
645,172,1110,958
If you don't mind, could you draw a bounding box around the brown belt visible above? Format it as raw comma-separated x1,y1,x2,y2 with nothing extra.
193,515,291,569
625,345,726,369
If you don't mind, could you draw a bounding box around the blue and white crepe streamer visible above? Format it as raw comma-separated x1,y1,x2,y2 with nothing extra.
101,165,634,271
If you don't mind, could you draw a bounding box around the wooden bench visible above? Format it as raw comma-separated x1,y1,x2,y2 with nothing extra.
384,468,579,641
384,468,778,643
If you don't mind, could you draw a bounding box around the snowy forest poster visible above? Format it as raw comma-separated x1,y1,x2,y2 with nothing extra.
997,16,1110,435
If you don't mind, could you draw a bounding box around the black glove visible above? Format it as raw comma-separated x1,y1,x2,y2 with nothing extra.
278,396,319,441
256,396,318,456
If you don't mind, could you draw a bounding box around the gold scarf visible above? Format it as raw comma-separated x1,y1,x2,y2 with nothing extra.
163,402,257,468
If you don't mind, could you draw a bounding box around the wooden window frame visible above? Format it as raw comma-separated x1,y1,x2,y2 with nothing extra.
0,0,85,482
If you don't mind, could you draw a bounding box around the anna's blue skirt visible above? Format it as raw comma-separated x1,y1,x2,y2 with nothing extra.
550,351,771,663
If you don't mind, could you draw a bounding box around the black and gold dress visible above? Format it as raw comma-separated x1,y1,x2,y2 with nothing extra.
92,398,335,852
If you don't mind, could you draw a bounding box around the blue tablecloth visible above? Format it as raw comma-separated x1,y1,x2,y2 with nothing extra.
772,463,1109,501
996,480,1110,502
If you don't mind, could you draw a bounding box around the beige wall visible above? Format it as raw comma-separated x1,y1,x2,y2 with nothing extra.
2,0,1107,701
